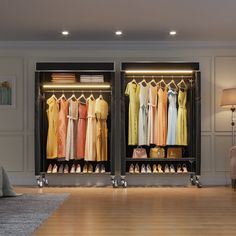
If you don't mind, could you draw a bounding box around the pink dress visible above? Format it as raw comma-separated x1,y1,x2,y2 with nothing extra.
76,102,87,159
57,99,69,158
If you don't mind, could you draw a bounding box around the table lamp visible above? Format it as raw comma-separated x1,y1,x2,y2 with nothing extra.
221,88,236,145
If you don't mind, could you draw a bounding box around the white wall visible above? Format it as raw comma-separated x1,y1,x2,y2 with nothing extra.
0,41,235,186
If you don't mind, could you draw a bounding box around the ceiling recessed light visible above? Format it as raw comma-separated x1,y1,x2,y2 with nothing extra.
115,30,123,36
169,31,177,36
61,30,70,36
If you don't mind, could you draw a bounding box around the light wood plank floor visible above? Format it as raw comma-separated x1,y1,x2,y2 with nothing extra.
14,187,236,236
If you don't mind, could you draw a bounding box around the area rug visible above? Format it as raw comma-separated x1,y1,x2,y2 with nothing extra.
0,193,69,236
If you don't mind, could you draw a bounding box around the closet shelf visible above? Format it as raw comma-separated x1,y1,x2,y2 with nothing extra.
126,172,195,175
126,158,195,162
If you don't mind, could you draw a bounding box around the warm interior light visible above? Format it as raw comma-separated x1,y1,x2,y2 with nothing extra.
115,30,123,36
43,83,111,89
169,31,177,36
221,88,236,107
125,70,193,74
61,30,69,36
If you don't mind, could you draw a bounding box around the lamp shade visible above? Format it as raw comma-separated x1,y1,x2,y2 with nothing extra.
221,88,236,107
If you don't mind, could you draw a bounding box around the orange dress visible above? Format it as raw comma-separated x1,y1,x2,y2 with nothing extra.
57,99,69,159
76,102,87,159
156,87,168,146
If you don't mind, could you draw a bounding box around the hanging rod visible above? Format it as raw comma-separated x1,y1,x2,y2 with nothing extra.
125,75,193,78
43,90,112,93
125,70,194,74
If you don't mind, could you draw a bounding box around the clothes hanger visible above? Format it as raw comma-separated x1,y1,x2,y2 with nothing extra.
68,91,77,101
58,91,66,101
177,76,188,90
149,76,157,86
131,76,137,84
139,76,148,87
167,77,178,91
87,91,95,101
98,90,104,100
77,91,87,103
157,76,167,89
50,90,57,100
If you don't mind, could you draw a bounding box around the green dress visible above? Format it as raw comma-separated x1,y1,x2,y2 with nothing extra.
125,82,140,145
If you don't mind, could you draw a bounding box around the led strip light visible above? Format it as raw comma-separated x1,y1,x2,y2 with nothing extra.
125,70,193,74
42,84,111,89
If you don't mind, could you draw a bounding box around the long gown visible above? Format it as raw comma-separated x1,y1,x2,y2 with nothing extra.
147,84,158,145
57,99,69,159
65,100,78,160
46,96,59,159
176,90,187,145
125,82,140,145
84,98,97,161
95,98,109,162
76,102,87,159
138,83,149,145
156,87,168,146
166,89,177,145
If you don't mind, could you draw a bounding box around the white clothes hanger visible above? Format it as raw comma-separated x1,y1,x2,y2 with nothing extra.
177,76,188,90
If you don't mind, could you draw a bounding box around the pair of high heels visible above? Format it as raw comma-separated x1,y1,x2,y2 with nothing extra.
177,164,188,173
129,164,152,174
81,164,106,173
47,164,58,174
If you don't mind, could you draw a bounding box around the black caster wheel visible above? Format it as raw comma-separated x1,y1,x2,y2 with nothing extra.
121,180,127,188
112,180,118,188
43,178,49,186
190,176,195,185
37,179,43,188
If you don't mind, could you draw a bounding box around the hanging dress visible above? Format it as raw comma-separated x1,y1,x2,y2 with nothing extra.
84,98,97,161
46,96,59,159
156,87,168,146
166,89,178,145
65,100,78,160
147,84,158,145
95,98,109,162
57,99,69,159
125,82,140,145
76,102,87,159
176,89,187,145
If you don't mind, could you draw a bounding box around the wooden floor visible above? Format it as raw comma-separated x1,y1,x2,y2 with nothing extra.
14,186,236,236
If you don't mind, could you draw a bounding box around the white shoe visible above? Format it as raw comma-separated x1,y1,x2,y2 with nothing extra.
100,164,106,173
70,164,76,173
76,164,81,173
164,164,170,173
52,164,58,173
95,164,100,173
141,164,146,173
146,164,152,173
170,164,175,173
47,164,52,173
129,164,134,173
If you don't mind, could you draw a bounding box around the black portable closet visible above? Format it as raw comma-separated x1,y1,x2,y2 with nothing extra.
120,62,201,187
35,62,117,187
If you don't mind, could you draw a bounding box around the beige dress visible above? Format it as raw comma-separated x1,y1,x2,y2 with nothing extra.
95,98,109,162
125,82,140,145
46,96,59,159
85,98,97,161
65,100,78,160
147,84,158,145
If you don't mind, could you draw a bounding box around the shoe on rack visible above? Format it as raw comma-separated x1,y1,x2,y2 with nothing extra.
164,164,170,173
170,164,175,173
64,164,69,174
153,164,158,173
177,164,182,173
157,164,163,173
182,164,188,173
134,164,140,173
129,164,134,173
83,164,88,173
47,164,52,173
52,164,58,173
146,164,152,173
58,164,64,173
95,164,100,173
76,164,81,173
70,164,76,173
88,164,93,173
141,164,146,173
101,164,106,173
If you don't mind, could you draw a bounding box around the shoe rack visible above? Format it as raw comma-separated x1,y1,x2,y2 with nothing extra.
120,62,201,188
35,62,117,187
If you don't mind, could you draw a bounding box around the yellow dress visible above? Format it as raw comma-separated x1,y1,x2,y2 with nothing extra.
95,98,109,162
125,82,140,145
46,96,59,159
176,90,187,145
